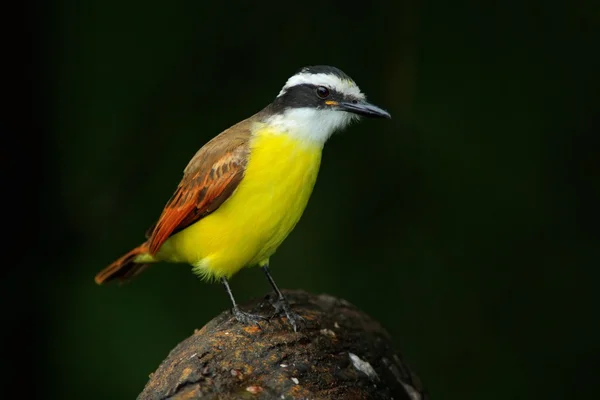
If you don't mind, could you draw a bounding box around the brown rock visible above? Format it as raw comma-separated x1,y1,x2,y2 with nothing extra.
138,290,426,400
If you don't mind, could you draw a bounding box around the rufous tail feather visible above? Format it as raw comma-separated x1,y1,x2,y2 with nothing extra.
95,243,152,284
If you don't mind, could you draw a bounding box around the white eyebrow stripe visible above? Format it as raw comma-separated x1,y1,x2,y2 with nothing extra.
278,73,365,99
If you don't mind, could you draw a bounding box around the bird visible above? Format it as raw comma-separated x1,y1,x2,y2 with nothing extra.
95,65,391,331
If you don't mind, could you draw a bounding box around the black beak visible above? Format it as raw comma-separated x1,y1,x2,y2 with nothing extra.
338,100,391,119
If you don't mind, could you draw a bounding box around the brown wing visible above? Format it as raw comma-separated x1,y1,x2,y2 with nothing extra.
146,118,253,254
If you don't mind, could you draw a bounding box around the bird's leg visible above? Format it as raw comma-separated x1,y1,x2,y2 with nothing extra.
221,277,267,327
262,264,306,332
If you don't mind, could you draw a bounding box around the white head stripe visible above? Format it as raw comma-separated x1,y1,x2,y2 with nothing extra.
278,73,365,99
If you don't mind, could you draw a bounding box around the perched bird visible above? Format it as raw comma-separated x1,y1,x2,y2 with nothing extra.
95,65,391,331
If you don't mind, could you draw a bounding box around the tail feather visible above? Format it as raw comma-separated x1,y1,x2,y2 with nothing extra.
95,243,152,284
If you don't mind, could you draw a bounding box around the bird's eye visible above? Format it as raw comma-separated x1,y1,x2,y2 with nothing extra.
316,86,330,99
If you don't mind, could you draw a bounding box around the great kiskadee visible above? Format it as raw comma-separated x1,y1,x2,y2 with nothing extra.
95,65,391,331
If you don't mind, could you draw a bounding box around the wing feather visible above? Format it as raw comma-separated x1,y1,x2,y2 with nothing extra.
147,119,252,254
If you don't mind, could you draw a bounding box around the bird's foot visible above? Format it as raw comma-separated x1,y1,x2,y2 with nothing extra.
231,306,268,328
270,296,306,332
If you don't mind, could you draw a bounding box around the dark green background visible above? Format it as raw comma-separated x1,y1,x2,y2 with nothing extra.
27,0,600,398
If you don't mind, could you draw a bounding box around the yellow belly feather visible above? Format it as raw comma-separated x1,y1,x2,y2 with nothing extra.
154,127,322,279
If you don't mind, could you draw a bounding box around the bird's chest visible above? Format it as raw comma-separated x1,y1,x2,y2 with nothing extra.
235,131,322,256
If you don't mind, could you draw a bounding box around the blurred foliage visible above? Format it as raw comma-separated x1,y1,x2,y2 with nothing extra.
38,0,599,399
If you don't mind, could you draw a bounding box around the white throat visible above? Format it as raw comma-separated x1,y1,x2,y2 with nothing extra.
265,108,357,146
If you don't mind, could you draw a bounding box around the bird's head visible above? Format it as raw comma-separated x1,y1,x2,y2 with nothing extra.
264,65,391,145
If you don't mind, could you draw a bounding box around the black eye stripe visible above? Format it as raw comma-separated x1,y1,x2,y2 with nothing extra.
270,83,345,113
280,84,344,99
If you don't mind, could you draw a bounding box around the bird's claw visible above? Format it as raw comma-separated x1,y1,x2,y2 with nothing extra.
231,306,268,328
270,297,306,332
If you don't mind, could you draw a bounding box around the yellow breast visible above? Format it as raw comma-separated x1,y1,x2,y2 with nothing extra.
156,125,322,279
